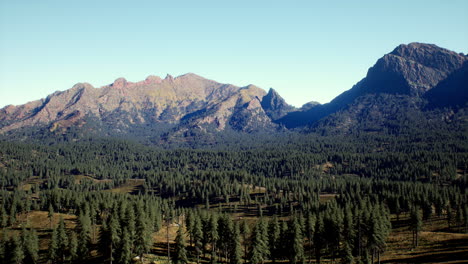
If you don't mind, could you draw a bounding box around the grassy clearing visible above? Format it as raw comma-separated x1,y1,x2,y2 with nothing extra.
381,214,468,263
105,179,145,194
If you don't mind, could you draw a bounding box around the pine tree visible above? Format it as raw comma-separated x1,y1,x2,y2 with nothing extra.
410,205,422,248
100,213,121,264
193,214,204,264
240,221,250,263
305,213,316,264
48,205,54,230
76,211,92,260
217,214,233,263
209,214,219,264
49,227,59,263
57,217,68,263
22,229,39,264
174,225,188,264
124,204,136,252
313,214,324,264
185,210,194,247
342,242,354,264
69,231,78,263
249,219,269,264
119,227,133,264
288,217,305,264
230,221,242,264
11,236,24,264
463,205,468,233
268,216,280,264
135,205,152,263
278,220,289,261
0,208,7,228
0,229,6,263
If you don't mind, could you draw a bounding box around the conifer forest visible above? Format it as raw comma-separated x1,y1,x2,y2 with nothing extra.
0,129,467,263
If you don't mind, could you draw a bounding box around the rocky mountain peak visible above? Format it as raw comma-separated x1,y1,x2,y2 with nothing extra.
0,73,279,136
71,82,94,90
363,43,467,95
145,75,162,84
300,101,320,111
390,42,467,73
261,88,295,120
111,78,128,89
165,74,174,81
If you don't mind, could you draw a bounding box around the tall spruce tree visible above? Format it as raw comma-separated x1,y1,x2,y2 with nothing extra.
410,205,422,248
240,221,250,264
249,219,269,264
193,214,204,264
174,225,188,264
49,227,59,263
230,221,242,264
69,231,78,263
268,216,281,264
22,229,39,264
135,205,152,263
288,217,305,264
76,211,92,260
57,217,68,263
11,235,24,264
119,227,133,264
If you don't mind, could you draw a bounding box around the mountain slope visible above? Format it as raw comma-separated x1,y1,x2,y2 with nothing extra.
424,61,468,109
260,88,296,120
0,42,466,144
278,43,467,128
0,73,275,139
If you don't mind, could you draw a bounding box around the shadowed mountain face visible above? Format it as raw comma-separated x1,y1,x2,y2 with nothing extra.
278,43,467,129
0,43,466,143
260,88,296,120
424,61,468,109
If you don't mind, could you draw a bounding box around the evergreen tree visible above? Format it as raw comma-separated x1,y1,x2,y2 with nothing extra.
249,219,269,264
135,204,152,262
305,213,316,264
48,205,54,230
342,243,354,264
410,205,422,248
240,221,250,263
230,221,242,264
174,225,188,264
22,229,39,264
185,210,194,247
288,217,305,264
268,216,280,263
0,229,6,263
10,236,24,264
208,214,219,264
193,214,204,264
99,213,121,264
69,231,78,263
313,214,325,264
56,217,68,263
119,227,133,264
463,205,468,234
49,227,59,263
76,211,92,260
0,208,7,228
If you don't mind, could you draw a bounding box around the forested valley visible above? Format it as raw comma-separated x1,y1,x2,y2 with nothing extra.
0,129,467,264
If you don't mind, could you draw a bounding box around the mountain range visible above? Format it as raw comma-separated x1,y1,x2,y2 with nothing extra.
0,42,466,145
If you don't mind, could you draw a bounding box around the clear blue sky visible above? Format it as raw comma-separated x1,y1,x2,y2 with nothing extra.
1,0,467,108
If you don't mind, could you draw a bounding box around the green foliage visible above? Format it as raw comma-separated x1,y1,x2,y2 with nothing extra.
249,219,269,264
0,123,466,264
173,225,188,264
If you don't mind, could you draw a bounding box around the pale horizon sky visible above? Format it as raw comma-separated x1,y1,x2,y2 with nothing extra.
0,0,467,108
